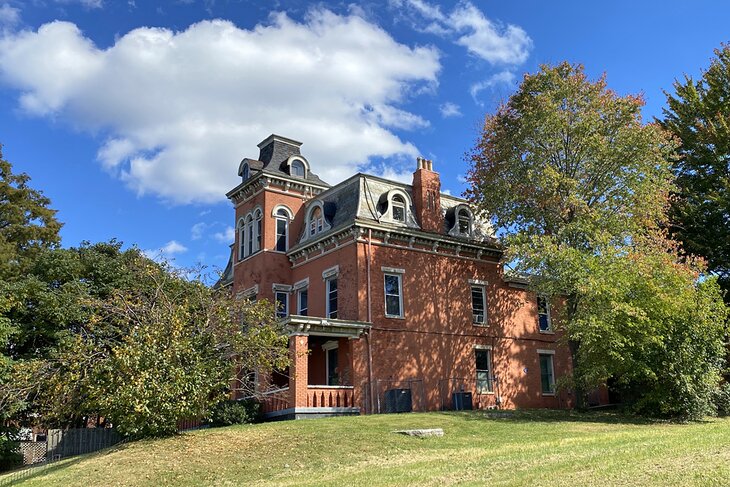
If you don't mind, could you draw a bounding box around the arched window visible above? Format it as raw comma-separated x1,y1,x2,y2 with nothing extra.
291,160,305,177
309,207,323,237
275,208,290,252
237,219,245,261
245,214,254,256
458,208,472,234
392,194,406,222
254,209,262,252
241,163,250,181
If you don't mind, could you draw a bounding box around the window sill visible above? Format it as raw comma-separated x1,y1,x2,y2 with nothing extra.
384,315,405,320
541,392,556,397
477,391,495,395
472,322,489,327
538,330,555,335
235,249,263,264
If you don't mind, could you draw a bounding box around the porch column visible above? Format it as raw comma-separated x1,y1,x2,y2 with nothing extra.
289,334,309,409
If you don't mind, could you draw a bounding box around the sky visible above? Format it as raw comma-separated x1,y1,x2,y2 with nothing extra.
0,0,728,274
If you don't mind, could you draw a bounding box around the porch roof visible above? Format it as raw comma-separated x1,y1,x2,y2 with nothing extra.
282,315,371,338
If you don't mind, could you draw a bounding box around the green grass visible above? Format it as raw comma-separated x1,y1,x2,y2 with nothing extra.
5,410,730,486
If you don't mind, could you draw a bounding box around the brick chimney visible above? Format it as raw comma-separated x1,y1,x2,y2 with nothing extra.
412,157,443,233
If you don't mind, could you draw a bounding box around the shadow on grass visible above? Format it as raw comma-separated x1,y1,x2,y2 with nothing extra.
433,408,679,426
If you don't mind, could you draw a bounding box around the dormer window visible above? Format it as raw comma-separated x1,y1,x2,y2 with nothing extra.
241,163,250,181
392,195,406,222
310,207,323,236
458,209,472,234
291,160,305,177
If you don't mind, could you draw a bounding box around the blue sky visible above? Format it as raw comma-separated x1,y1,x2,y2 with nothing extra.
0,0,728,274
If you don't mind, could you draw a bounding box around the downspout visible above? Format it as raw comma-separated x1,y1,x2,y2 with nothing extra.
366,229,375,413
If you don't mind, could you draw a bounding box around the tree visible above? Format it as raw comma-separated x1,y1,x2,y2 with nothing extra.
0,242,289,437
467,62,728,418
660,44,730,302
0,145,62,279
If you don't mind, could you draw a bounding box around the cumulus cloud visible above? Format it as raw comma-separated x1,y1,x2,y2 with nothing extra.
143,240,188,260
393,0,532,65
470,70,516,102
191,222,207,240
439,102,461,118
55,0,103,8
0,10,440,204
213,226,235,244
0,3,20,28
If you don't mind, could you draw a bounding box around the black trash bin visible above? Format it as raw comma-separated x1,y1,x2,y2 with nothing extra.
384,388,413,413
452,392,473,410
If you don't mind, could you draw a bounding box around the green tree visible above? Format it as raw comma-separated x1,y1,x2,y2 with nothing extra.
467,62,728,418
0,145,62,279
0,243,289,437
660,44,730,301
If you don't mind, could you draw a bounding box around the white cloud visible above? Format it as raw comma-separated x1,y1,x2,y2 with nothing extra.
0,10,440,204
439,102,461,118
394,0,532,65
143,240,188,260
456,174,467,184
213,226,235,244
191,222,207,240
470,70,516,102
0,3,20,28
54,0,103,8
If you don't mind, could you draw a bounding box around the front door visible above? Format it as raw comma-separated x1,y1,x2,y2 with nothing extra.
326,347,339,385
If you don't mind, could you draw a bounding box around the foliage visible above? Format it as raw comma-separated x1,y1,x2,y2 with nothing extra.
0,426,21,472
209,399,261,426
0,146,62,280
660,44,730,299
715,382,730,417
0,242,289,437
467,62,728,418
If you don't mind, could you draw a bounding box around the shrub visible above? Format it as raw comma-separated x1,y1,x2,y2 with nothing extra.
714,383,730,417
210,399,261,426
0,427,21,472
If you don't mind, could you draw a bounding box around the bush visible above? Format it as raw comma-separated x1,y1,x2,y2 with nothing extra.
714,383,730,417
209,399,261,426
0,427,21,472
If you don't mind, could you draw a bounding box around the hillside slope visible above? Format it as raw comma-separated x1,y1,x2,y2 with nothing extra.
6,411,730,486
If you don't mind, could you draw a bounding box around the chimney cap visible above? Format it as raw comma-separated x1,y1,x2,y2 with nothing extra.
416,157,433,171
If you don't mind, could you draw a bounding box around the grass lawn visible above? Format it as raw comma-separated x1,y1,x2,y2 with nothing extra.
4,410,730,486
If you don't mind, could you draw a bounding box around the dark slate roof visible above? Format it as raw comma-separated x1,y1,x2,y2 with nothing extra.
253,134,330,187
213,245,234,289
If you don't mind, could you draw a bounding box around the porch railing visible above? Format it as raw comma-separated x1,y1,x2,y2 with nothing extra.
258,387,290,413
306,386,355,408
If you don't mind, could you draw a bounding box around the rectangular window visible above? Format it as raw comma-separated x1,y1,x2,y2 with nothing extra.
275,218,287,252
384,273,403,317
475,349,493,393
256,218,262,252
275,291,288,319
537,296,552,332
326,278,338,319
471,285,486,324
327,347,339,386
539,353,555,394
247,221,254,256
298,288,308,316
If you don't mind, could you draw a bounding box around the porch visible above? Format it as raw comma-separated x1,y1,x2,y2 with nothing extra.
259,315,370,420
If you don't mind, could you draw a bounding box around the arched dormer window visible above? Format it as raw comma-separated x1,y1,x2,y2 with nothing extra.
254,208,263,252
286,156,309,179
241,163,250,181
449,204,474,237
392,194,406,222
273,206,293,252
309,206,323,237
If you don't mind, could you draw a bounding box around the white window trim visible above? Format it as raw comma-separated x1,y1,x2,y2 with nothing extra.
297,287,308,315
285,155,310,178
475,347,494,394
322,265,340,280
293,278,309,291
326,276,338,319
275,290,289,318
538,352,556,396
471,284,487,325
237,284,259,300
381,266,405,274
448,204,475,237
273,206,291,253
384,273,404,318
323,341,339,385
272,283,292,293
303,200,330,242
468,279,488,286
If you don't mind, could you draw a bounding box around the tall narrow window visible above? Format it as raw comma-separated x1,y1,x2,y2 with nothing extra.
539,353,555,394
246,215,254,256
275,291,288,319
326,347,339,385
254,209,262,252
310,207,323,237
391,194,406,222
475,349,493,393
241,163,250,180
537,296,552,332
384,273,403,317
458,209,472,234
275,209,289,252
471,285,486,324
297,288,308,316
237,222,245,261
326,278,338,319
